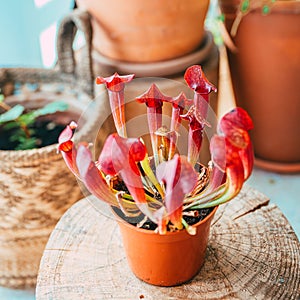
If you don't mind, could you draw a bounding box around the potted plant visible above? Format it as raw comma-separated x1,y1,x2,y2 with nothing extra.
218,0,300,172
0,95,69,150
58,65,254,286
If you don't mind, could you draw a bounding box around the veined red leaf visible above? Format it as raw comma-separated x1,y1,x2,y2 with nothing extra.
136,84,171,166
58,122,79,177
210,134,245,200
181,106,210,166
98,134,159,223
184,65,217,95
168,92,192,160
156,154,198,229
218,107,254,180
96,72,134,92
170,92,192,131
184,65,216,133
239,140,254,180
76,145,118,206
219,107,254,133
96,73,134,137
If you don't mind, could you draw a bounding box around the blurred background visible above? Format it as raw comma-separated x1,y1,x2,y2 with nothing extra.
0,0,75,68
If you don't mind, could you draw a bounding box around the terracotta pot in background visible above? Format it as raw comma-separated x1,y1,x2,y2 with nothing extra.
76,0,210,62
61,8,220,164
219,0,300,172
113,206,217,287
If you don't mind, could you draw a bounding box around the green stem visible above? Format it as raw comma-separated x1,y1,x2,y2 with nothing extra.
183,184,226,210
139,156,165,198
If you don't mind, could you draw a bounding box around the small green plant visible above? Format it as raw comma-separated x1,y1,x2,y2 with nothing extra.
0,93,68,150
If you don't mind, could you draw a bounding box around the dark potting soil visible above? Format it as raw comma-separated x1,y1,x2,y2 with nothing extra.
111,167,214,232
0,119,65,150
113,206,214,232
139,207,214,231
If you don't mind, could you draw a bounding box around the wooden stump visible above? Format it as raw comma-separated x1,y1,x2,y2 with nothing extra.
36,186,300,300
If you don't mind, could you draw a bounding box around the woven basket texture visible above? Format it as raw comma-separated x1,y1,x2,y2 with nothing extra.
0,10,114,288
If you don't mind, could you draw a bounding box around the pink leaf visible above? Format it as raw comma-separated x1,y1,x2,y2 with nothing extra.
76,145,118,206
181,106,210,166
58,122,79,177
96,73,134,137
210,135,245,199
167,92,193,160
218,108,254,180
156,154,198,229
219,107,254,133
136,84,171,165
98,134,159,222
184,65,217,95
96,73,134,92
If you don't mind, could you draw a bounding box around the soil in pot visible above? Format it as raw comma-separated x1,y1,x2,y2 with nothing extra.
114,206,214,231
0,119,65,150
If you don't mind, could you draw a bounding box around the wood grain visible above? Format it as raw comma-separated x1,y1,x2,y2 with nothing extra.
36,185,300,300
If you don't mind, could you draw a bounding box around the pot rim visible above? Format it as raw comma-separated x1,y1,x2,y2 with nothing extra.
255,157,300,174
92,31,215,77
221,0,300,15
258,0,300,14
112,205,218,236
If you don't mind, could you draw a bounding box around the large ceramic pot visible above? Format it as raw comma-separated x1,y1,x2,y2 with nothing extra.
219,0,300,172
60,9,220,165
76,0,210,62
113,206,218,286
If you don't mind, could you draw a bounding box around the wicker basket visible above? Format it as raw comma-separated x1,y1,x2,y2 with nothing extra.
0,10,113,288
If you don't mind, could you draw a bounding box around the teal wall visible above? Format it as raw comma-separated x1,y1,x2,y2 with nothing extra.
0,0,74,68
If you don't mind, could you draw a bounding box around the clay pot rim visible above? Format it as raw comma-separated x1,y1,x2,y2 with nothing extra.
112,205,218,236
257,0,300,14
221,0,300,17
92,31,214,77
255,158,300,174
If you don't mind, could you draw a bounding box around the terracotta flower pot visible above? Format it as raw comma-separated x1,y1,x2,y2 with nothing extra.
63,8,220,163
76,0,210,62
219,0,300,172
113,206,217,287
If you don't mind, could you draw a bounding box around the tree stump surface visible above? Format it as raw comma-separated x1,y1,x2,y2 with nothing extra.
36,185,300,300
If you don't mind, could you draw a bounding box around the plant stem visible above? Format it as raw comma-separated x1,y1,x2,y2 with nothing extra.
20,122,31,139
183,184,226,210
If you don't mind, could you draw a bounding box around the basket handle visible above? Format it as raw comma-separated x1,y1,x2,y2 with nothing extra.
56,9,94,97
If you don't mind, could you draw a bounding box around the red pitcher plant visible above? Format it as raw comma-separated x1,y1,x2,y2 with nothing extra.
58,65,254,235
